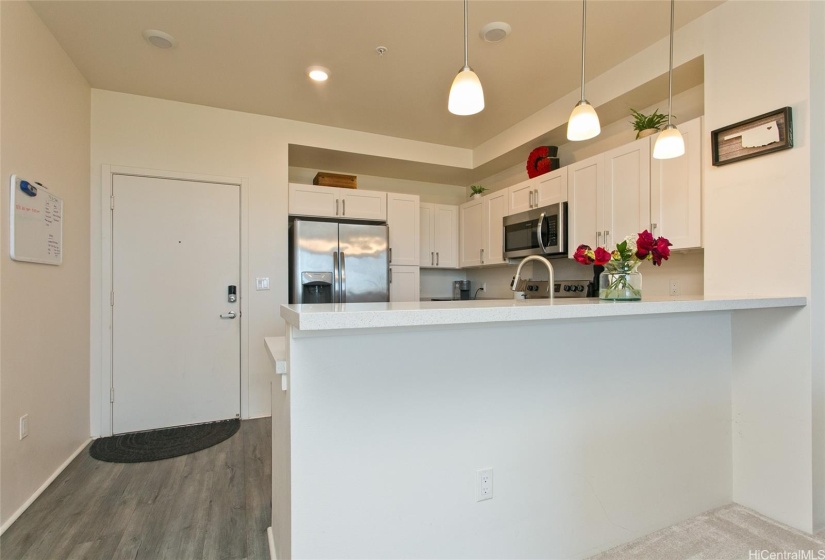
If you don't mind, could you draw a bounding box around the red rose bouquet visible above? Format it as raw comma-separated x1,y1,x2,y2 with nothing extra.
574,230,672,300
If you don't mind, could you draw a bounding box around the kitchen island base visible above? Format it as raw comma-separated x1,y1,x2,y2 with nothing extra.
271,297,809,559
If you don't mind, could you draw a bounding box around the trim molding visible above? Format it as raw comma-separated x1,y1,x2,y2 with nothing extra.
0,438,91,535
267,526,277,560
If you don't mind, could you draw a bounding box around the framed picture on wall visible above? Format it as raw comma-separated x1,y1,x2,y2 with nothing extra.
711,107,793,166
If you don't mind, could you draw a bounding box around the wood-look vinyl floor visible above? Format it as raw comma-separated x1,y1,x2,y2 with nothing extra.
1,418,271,560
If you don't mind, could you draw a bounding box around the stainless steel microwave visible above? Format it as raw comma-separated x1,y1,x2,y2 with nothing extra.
502,202,567,259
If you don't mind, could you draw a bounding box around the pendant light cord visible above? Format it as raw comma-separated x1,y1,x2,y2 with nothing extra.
580,0,587,101
667,0,675,126
463,0,469,69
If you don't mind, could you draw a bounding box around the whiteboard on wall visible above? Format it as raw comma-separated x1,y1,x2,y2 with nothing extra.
9,175,63,265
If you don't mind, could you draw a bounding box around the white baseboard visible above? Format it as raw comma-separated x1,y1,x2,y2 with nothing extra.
0,438,91,536
248,412,272,420
267,526,277,560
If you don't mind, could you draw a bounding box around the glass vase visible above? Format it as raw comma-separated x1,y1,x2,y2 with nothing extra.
599,261,642,301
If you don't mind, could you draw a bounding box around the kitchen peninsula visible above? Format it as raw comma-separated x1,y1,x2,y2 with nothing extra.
271,295,806,559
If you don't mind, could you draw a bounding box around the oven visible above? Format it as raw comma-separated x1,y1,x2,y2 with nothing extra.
502,202,567,259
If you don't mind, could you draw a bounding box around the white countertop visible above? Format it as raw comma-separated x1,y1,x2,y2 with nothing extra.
280,295,807,332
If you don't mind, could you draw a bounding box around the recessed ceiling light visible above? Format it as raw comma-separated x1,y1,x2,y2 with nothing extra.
479,22,511,43
307,66,330,82
142,29,177,49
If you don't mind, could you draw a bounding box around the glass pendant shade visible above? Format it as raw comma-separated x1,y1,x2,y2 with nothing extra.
448,67,485,116
566,100,601,141
653,124,685,159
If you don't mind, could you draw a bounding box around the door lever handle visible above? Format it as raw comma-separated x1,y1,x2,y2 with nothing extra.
220,311,237,319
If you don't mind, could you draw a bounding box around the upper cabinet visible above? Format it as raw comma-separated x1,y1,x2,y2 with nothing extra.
459,198,483,267
535,168,568,208
508,168,568,215
387,193,420,266
481,189,510,265
420,203,458,268
602,136,651,249
508,179,535,214
289,183,387,221
650,117,702,250
567,116,703,255
567,154,604,255
459,189,510,268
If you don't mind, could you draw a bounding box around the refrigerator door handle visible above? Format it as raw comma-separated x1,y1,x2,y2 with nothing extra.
340,252,347,303
333,251,339,303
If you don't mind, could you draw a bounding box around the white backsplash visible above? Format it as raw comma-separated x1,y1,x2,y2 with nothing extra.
420,268,468,298
463,251,704,299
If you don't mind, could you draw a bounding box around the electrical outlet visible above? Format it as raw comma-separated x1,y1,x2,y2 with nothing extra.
669,280,680,296
19,415,29,440
476,468,493,501
481,282,487,292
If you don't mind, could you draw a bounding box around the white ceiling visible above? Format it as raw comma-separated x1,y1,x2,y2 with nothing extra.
31,0,721,152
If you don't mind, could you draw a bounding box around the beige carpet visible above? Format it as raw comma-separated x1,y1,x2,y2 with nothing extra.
588,504,825,560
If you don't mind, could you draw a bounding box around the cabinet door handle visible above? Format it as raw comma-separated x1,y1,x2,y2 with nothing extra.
529,190,534,208
431,251,434,266
481,248,485,264
436,252,440,266
650,223,657,233
388,247,392,264
336,199,340,216
604,230,610,245
342,199,346,216
534,190,539,207
597,231,602,243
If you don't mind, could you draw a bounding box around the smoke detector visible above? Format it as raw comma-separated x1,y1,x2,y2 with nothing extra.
142,29,177,49
479,22,511,43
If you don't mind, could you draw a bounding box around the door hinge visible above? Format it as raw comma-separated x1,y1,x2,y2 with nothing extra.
110,291,114,306
110,387,115,403
110,195,115,210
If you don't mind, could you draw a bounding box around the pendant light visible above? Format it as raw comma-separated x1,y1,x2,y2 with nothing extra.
448,0,484,116
653,0,685,159
567,0,600,141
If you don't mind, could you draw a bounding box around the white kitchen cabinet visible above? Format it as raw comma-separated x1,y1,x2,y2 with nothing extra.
535,167,568,207
481,189,509,265
387,193,420,266
567,154,604,256
420,203,458,268
567,120,702,256
459,189,509,268
508,178,535,214
459,198,483,267
389,265,420,302
602,136,651,248
507,168,568,215
289,183,338,218
288,183,387,221
650,117,702,249
568,138,651,255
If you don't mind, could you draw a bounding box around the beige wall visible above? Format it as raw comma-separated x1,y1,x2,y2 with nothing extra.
701,1,817,533
0,2,91,529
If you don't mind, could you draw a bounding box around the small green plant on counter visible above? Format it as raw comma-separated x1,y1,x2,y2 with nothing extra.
470,185,487,196
630,108,670,138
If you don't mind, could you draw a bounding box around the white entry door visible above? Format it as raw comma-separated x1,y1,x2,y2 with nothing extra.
112,174,240,434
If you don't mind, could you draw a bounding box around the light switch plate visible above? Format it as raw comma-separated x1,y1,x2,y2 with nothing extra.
256,277,270,291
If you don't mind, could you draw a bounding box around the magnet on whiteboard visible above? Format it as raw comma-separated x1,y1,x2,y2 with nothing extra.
20,181,37,197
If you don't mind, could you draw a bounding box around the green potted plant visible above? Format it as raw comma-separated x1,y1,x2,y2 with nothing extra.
630,108,670,139
470,185,487,200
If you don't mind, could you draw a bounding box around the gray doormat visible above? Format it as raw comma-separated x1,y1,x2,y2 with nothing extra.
89,418,240,463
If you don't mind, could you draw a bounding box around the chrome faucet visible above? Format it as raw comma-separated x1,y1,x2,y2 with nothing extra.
511,255,555,300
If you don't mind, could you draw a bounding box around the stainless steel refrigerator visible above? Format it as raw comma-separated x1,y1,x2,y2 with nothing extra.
289,218,389,304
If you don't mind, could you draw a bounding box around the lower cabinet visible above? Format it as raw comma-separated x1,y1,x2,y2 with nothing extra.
389,265,420,302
